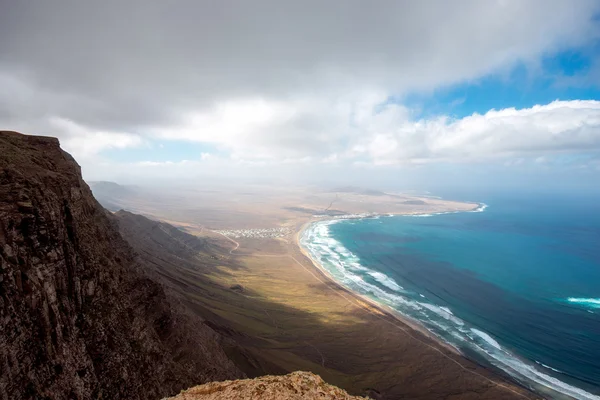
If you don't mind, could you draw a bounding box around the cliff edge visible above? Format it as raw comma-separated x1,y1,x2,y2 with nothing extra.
0,131,243,400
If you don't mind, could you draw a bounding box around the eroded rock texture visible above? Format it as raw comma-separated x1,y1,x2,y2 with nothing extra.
0,131,243,400
166,371,367,400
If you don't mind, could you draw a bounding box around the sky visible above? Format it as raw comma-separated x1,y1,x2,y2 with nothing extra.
1,0,600,194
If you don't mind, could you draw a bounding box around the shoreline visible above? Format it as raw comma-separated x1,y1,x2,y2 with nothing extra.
307,201,486,221
293,203,542,399
294,201,486,357
295,220,464,357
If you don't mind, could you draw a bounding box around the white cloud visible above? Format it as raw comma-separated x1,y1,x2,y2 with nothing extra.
150,94,380,160
2,1,600,185
356,100,600,164
49,117,144,157
137,98,600,165
73,98,600,188
1,1,599,141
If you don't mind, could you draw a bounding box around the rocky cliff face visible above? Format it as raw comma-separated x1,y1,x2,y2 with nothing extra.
0,131,243,400
166,372,366,400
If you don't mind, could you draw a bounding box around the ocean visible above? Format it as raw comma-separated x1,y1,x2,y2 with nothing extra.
300,193,600,400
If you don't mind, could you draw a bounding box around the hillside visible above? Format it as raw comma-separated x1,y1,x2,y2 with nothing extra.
88,181,138,212
113,200,533,400
0,131,243,399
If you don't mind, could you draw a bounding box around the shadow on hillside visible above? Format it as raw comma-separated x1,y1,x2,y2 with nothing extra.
113,211,529,400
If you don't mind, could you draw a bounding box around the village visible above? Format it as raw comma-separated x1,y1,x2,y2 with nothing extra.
215,227,291,239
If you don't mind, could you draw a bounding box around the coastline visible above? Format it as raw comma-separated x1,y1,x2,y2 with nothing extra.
295,220,464,356
293,201,486,357
111,181,542,398
293,203,543,400
306,201,486,221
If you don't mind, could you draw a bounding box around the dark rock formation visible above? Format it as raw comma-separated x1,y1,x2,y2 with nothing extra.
229,284,244,293
0,131,243,400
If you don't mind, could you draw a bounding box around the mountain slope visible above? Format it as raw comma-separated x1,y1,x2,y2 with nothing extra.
113,204,535,400
0,131,243,400
88,181,138,212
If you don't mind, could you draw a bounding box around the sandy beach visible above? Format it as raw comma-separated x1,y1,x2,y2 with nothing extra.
295,219,464,356
292,212,541,399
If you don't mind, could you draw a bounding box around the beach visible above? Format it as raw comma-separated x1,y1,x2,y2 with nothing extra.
292,213,544,399
296,199,600,400
296,220,465,356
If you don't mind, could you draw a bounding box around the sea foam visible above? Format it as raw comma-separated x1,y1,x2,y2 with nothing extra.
470,328,502,350
300,216,600,400
535,360,563,374
472,203,489,212
405,203,488,218
368,271,404,291
567,297,600,309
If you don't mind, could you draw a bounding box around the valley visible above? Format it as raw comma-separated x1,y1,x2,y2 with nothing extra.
97,182,533,399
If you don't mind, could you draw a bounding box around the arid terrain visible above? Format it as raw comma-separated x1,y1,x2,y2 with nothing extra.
89,181,477,230
95,181,535,399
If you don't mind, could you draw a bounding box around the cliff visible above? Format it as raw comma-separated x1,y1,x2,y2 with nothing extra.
0,131,243,400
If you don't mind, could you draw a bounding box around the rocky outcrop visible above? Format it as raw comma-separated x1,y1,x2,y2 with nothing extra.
0,131,243,400
166,372,367,400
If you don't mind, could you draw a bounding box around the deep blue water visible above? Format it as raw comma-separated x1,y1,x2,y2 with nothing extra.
301,194,600,399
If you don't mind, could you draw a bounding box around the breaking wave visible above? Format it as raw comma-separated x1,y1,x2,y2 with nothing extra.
470,328,502,350
536,361,564,374
567,298,600,309
368,270,404,291
300,218,600,400
406,203,488,218
472,203,489,212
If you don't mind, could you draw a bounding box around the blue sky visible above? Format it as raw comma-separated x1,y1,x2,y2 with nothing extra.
402,48,600,119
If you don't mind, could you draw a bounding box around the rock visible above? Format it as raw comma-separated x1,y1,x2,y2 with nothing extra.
0,131,243,400
165,372,367,400
229,284,244,292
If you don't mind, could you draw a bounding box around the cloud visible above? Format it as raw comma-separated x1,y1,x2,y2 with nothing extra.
48,117,144,157
1,2,599,135
1,0,600,185
138,98,600,165
354,100,600,164
150,93,381,160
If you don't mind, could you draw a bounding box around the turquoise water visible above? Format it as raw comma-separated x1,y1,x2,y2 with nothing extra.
300,194,600,399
